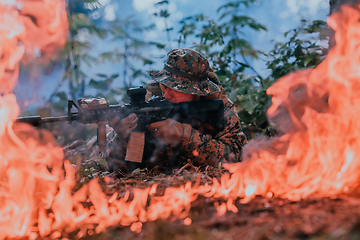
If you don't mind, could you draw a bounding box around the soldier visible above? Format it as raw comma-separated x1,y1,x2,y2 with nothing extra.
104,48,247,172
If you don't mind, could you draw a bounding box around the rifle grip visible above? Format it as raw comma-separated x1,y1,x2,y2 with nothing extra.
97,122,107,152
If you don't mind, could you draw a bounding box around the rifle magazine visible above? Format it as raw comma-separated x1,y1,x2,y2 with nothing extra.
125,132,145,163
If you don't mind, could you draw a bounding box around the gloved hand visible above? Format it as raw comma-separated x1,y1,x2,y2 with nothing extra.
109,113,138,139
147,118,187,147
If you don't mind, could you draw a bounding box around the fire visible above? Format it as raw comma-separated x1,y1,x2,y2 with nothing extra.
0,3,25,94
0,0,67,94
233,4,360,202
19,0,68,56
1,0,360,238
0,0,68,239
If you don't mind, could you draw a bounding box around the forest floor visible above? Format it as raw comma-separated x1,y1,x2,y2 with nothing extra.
70,165,360,240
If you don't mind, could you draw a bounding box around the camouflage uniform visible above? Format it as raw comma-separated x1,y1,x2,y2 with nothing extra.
64,48,247,172
101,88,247,171
146,48,220,96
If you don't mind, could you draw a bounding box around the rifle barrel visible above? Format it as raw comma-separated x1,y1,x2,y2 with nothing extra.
16,115,70,126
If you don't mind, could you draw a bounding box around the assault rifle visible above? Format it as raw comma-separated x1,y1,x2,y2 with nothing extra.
16,86,225,151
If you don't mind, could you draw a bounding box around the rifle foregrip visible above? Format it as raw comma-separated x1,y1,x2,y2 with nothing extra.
97,123,107,152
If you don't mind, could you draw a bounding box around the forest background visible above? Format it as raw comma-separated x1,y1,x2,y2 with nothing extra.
14,0,332,145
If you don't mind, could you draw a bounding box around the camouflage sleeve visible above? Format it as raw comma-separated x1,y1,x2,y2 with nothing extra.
180,103,247,166
102,130,128,170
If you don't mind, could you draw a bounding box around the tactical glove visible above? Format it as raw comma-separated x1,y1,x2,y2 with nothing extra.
147,118,191,147
109,113,139,139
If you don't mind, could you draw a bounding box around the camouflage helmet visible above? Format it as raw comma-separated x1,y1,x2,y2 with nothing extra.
146,48,221,96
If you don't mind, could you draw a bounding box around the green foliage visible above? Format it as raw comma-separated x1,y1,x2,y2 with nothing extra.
265,19,328,80
100,16,165,90
153,0,173,48
221,74,273,138
86,73,126,104
49,91,69,112
62,0,110,102
177,0,271,137
177,0,267,96
49,3,166,116
178,0,266,59
177,1,328,138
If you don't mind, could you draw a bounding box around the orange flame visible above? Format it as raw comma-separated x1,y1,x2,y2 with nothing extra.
229,4,360,202
0,0,67,94
0,0,68,239
0,3,25,94
19,0,68,55
2,1,360,239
